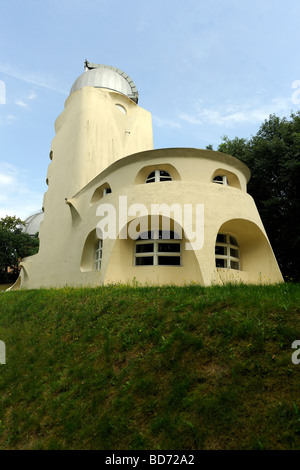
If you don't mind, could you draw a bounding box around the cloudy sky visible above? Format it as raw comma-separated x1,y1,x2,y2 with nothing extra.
1,0,300,219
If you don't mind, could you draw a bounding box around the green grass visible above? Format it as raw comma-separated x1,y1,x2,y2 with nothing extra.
0,282,299,450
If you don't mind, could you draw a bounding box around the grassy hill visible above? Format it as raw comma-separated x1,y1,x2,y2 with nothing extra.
0,282,299,450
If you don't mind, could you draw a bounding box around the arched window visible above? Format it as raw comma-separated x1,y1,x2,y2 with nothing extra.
135,230,181,266
81,230,102,272
90,183,112,205
211,169,242,189
146,170,172,183
115,103,127,114
94,239,103,270
215,233,240,270
213,175,228,185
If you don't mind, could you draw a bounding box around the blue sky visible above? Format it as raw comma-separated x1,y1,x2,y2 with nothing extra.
1,0,300,220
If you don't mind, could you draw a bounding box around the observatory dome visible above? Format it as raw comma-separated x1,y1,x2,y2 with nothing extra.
69,62,139,103
23,211,44,236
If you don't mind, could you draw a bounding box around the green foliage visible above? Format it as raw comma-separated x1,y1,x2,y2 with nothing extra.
0,215,39,283
0,283,299,450
217,112,300,281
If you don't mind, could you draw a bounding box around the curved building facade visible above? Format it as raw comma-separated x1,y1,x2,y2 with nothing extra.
12,62,283,289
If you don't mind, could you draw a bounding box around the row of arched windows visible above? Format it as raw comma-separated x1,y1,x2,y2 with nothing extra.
92,169,234,203
94,231,240,270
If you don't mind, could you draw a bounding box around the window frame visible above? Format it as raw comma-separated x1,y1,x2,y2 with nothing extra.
215,233,240,270
145,169,172,184
94,239,103,270
134,230,181,266
103,187,112,196
212,175,228,185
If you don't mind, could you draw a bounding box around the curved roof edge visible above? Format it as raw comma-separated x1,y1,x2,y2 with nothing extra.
73,148,251,198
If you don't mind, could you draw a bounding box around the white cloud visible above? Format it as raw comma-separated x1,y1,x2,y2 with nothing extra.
177,113,202,126
0,172,16,187
179,96,293,128
0,114,17,126
0,162,43,220
14,90,37,109
152,115,181,129
6,114,17,124
0,63,68,95
15,99,28,109
0,79,5,104
26,91,37,100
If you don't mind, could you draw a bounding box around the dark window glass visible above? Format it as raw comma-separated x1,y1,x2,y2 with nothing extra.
135,243,154,253
230,248,239,258
158,243,180,253
213,175,224,183
230,236,238,246
158,256,180,266
135,256,153,266
216,258,227,268
146,171,155,183
159,170,172,181
136,231,153,240
231,260,239,270
159,230,180,240
215,245,227,255
160,170,170,177
216,234,226,244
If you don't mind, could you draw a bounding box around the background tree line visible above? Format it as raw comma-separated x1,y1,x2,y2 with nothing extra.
209,111,300,282
0,215,39,284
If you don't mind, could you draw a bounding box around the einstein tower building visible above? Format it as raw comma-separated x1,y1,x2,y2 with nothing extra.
13,61,283,289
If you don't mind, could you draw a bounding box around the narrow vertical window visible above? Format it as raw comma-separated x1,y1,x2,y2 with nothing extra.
95,239,103,270
215,233,240,270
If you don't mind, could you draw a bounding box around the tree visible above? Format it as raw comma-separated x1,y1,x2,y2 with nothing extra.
217,112,300,281
0,215,39,283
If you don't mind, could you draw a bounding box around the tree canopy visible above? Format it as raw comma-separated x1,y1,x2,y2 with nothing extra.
216,111,300,281
0,215,39,284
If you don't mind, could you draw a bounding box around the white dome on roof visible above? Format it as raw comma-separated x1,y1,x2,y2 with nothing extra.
23,211,44,236
70,62,139,103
